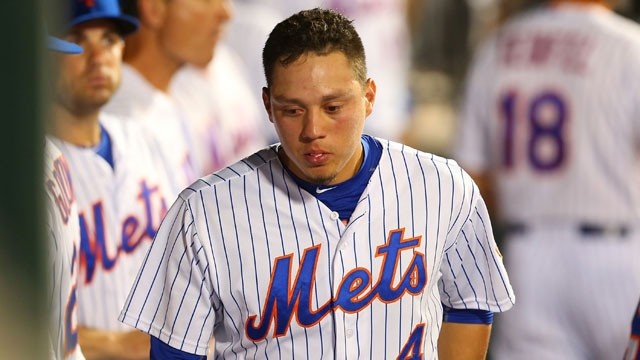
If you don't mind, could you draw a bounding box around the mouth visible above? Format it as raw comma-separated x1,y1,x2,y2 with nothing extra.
304,151,330,166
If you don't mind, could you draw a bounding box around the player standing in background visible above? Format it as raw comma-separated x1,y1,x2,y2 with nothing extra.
105,0,232,192
44,138,85,360
170,42,269,176
48,0,173,357
454,0,640,358
45,35,85,360
119,8,515,359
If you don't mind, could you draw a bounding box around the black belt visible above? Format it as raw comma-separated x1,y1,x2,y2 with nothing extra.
501,223,630,238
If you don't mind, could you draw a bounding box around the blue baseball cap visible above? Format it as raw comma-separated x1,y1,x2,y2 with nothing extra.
47,35,83,54
68,0,139,36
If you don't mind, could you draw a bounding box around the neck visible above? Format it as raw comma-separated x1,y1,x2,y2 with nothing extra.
50,104,102,147
123,29,182,93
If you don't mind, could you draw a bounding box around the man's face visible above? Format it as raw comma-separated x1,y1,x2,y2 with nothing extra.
262,51,376,185
160,0,232,68
56,20,124,115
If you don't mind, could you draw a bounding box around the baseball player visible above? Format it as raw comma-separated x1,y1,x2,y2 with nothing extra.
44,138,84,360
119,8,515,359
104,0,232,192
170,43,269,175
454,0,640,358
48,0,173,357
45,35,85,360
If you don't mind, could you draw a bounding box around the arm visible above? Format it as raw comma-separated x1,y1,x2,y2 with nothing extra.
78,327,149,360
438,322,491,360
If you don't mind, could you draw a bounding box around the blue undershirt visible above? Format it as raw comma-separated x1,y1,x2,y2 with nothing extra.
94,124,114,169
289,134,382,221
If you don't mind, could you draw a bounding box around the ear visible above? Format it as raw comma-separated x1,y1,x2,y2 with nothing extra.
138,0,167,29
262,87,274,123
364,78,376,117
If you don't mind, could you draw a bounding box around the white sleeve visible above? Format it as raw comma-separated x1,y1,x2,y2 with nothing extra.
438,194,515,312
119,195,214,356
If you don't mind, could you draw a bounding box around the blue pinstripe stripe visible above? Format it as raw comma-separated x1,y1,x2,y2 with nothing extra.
376,151,390,356
255,166,273,359
212,189,243,358
158,234,197,335
230,179,259,356
444,252,468,308
365,195,374,359
242,175,262,358
462,229,491,309
296,185,326,357
194,301,213,354
178,259,208,350
454,246,479,308
414,152,437,352
473,208,513,310
141,208,191,330
269,162,285,360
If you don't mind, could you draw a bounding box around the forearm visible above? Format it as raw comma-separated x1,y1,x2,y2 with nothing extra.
438,322,491,360
78,327,150,360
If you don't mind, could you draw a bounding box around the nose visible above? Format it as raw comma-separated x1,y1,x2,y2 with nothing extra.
217,0,233,23
301,109,324,141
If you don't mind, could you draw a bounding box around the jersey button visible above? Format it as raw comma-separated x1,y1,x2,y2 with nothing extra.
330,211,339,220
346,329,354,338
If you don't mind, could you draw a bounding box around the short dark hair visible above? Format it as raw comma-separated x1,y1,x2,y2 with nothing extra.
262,8,367,88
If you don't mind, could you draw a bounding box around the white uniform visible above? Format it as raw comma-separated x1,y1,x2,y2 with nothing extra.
50,115,173,331
170,44,269,175
455,3,640,359
104,64,199,197
43,138,85,360
120,139,514,358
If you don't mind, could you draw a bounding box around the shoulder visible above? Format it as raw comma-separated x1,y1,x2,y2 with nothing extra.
177,145,280,200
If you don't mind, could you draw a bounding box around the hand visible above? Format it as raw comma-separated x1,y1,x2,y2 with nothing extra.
79,327,150,360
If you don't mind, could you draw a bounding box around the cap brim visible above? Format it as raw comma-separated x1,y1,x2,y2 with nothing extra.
47,36,83,54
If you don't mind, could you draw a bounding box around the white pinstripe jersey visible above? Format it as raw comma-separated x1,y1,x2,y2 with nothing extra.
120,139,515,358
455,3,640,225
50,114,172,331
43,139,85,360
104,64,199,197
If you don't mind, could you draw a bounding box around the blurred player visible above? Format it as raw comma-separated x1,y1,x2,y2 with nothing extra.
45,35,85,360
170,43,268,176
119,8,515,359
48,0,173,357
454,0,640,358
105,0,232,191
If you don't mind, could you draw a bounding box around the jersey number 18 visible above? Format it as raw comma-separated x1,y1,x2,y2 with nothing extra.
500,90,569,172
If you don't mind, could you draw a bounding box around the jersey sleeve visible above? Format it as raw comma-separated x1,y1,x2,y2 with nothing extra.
119,195,214,356
438,192,515,313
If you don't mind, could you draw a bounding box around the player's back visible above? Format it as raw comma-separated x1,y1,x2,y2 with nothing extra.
456,3,640,225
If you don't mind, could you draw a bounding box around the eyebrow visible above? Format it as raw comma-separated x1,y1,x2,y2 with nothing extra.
271,91,354,106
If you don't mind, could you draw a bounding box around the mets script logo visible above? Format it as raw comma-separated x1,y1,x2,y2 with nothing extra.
78,180,167,284
245,228,427,341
